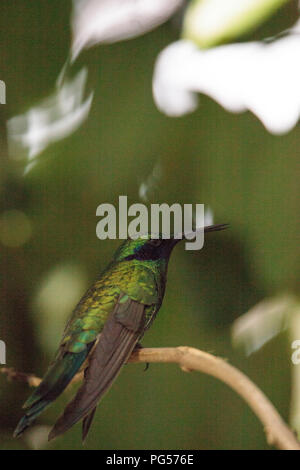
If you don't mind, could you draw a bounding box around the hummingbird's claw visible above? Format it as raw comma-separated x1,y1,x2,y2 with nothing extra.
133,343,150,371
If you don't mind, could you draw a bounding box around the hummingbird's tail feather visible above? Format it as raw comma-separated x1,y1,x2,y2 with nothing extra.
14,344,94,438
49,295,147,441
13,397,54,438
204,223,229,232
82,407,97,443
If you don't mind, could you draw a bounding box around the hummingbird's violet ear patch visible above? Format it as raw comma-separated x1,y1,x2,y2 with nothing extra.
153,19,300,135
71,0,184,61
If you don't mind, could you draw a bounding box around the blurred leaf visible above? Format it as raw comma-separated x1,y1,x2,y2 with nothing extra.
232,293,299,355
183,0,292,48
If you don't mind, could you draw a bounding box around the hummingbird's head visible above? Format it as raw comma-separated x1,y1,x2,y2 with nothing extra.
113,224,228,263
113,235,180,263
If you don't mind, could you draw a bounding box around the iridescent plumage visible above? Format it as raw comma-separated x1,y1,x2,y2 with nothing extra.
14,225,227,441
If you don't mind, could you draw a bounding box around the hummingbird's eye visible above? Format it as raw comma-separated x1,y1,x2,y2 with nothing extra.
149,238,162,247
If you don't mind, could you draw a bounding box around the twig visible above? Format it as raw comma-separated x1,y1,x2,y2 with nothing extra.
1,346,299,450
0,368,42,388
129,347,300,450
0,367,83,388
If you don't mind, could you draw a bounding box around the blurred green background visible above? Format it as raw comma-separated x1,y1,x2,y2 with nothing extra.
0,0,299,450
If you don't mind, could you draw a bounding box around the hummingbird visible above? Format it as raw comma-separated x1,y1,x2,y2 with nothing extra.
14,224,227,442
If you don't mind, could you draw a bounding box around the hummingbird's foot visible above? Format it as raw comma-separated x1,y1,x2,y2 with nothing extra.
133,343,150,371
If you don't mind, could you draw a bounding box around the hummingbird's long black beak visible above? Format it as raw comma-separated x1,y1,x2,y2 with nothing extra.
203,223,229,233
172,223,229,241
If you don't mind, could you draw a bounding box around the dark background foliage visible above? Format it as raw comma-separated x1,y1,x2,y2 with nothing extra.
0,0,299,449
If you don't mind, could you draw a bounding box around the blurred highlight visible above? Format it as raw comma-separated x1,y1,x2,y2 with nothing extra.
138,161,162,202
289,308,300,435
0,210,32,248
24,425,51,450
183,0,290,48
32,264,88,353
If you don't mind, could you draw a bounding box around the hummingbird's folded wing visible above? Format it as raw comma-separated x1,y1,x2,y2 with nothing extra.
48,293,148,441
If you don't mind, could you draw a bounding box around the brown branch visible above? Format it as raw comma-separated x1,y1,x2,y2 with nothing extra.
0,367,83,388
0,367,42,388
1,346,299,450
130,347,300,450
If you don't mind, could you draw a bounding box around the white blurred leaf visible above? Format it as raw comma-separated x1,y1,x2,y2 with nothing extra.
231,294,299,355
71,0,184,60
7,68,93,170
153,24,300,134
